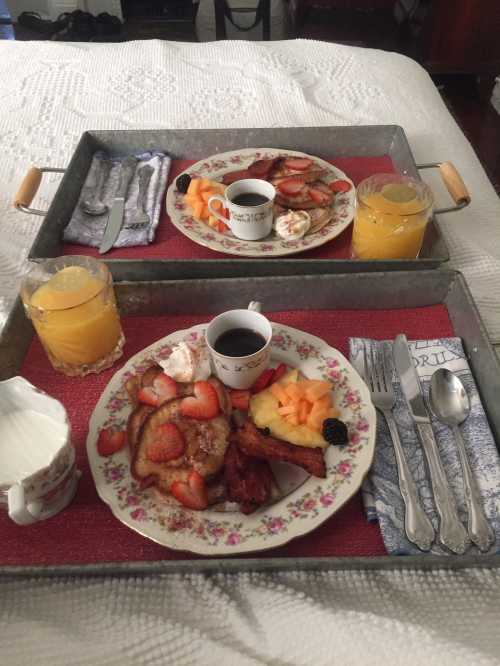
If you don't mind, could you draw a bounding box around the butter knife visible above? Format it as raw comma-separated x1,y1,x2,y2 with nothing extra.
393,334,469,554
99,156,138,254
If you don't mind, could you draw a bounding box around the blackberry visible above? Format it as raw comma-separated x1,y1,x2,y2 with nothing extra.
322,418,348,447
176,173,191,194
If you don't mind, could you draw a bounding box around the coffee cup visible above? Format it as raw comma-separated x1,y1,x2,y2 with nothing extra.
208,179,275,241
205,301,272,389
0,377,80,525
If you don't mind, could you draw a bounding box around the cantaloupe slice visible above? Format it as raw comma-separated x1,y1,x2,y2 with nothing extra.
187,178,201,196
305,381,332,402
270,383,289,404
285,383,305,401
278,404,298,417
310,395,332,414
192,201,204,219
198,178,212,191
298,400,311,424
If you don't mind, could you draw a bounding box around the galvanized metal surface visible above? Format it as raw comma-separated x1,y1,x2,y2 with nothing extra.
27,126,449,278
0,553,498,579
2,269,499,576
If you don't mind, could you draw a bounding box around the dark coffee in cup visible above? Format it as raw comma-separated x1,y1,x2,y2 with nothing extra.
231,193,269,207
214,327,266,357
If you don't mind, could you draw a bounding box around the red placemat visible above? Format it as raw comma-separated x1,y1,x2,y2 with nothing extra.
62,155,394,260
1,305,455,567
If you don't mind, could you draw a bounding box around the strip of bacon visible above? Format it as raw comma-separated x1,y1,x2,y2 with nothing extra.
222,168,252,185
248,158,278,179
224,441,274,513
231,421,327,478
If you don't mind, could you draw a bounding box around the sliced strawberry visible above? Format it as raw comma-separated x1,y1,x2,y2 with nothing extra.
170,470,208,510
153,373,177,403
181,380,220,420
284,157,313,171
97,427,126,457
230,389,251,411
138,373,177,407
137,386,159,407
218,221,229,234
146,423,185,463
329,179,352,193
252,368,275,394
308,187,332,204
277,177,306,196
272,362,287,383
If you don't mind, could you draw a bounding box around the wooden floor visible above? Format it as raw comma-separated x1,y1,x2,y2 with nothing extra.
1,1,499,193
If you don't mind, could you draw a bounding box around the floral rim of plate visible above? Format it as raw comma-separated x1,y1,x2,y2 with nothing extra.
165,148,355,258
87,323,375,556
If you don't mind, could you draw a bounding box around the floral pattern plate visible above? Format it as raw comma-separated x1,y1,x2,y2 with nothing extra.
87,323,375,556
165,148,355,257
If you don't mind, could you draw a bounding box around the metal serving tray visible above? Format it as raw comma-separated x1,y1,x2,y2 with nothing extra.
1,269,499,577
25,125,451,281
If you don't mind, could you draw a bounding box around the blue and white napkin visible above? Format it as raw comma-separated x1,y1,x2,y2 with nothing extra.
63,151,171,248
349,337,500,555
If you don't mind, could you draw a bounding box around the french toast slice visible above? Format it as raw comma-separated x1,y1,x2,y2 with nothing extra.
308,207,332,233
131,399,230,496
274,181,333,210
127,404,155,458
125,362,162,405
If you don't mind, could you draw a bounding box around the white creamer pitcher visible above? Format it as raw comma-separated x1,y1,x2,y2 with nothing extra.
0,377,79,525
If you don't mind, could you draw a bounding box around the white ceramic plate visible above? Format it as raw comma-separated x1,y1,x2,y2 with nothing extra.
165,148,355,257
87,323,375,556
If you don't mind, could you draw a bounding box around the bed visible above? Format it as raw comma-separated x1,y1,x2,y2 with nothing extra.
1,38,500,665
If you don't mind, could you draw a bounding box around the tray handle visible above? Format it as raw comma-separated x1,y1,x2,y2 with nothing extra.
417,161,471,215
13,166,66,216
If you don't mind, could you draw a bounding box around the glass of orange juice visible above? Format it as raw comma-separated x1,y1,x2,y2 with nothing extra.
21,256,124,376
351,174,434,260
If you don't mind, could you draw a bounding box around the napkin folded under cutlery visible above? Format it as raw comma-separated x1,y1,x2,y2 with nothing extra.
349,336,500,555
63,151,171,248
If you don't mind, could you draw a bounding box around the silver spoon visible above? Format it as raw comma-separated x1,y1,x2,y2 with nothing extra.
429,368,495,552
81,159,113,216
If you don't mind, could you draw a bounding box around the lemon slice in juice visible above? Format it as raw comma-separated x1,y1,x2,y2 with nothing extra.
31,266,103,311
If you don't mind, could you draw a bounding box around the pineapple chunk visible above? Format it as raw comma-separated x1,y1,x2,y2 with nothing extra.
278,369,299,385
249,386,328,448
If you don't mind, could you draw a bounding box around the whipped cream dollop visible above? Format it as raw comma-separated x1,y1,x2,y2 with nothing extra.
274,209,311,240
159,340,211,383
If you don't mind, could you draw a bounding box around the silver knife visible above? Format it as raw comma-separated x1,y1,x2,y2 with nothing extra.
99,156,138,254
393,334,469,554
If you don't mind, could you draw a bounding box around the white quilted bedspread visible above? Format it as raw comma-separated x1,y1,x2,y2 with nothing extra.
1,39,500,665
1,39,500,341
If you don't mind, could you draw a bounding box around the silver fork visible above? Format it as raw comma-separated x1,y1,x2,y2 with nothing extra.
363,342,436,552
125,165,153,230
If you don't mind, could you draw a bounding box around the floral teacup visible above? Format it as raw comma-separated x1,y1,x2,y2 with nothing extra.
205,301,272,389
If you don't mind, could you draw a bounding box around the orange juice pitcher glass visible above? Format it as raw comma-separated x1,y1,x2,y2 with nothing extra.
351,174,434,260
21,256,124,376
